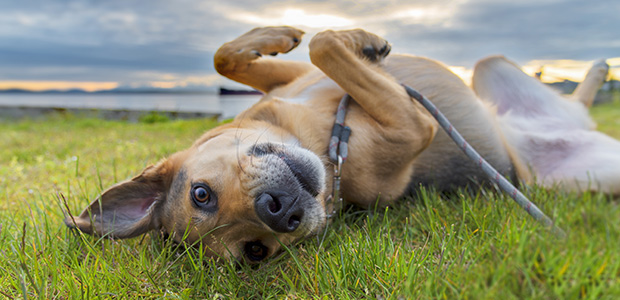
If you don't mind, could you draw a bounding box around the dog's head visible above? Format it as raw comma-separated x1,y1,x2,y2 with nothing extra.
65,121,328,262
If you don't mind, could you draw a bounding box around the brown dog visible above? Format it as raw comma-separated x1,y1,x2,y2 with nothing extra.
66,26,618,262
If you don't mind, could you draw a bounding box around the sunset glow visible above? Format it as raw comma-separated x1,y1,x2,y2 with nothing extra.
0,81,119,92
389,6,457,25
522,59,619,83
451,58,619,86
232,8,353,28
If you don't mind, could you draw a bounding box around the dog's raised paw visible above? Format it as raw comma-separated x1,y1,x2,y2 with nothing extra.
241,26,304,57
311,29,390,63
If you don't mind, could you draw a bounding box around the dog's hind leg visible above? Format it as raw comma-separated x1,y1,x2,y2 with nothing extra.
214,26,315,93
473,56,620,195
472,56,595,129
570,59,609,107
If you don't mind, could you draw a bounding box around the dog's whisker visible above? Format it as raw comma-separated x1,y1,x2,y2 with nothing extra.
231,118,248,175
247,126,275,170
236,137,247,174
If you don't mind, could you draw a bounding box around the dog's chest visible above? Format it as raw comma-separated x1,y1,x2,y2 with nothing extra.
277,76,344,105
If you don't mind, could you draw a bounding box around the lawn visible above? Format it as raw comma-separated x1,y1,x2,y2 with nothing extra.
1,99,619,299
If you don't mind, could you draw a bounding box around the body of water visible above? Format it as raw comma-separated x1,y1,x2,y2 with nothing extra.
0,93,262,120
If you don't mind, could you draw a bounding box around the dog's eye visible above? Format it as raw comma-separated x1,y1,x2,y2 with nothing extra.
244,241,269,262
193,186,210,203
190,183,216,210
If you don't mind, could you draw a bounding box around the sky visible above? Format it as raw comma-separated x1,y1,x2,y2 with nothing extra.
1,0,619,91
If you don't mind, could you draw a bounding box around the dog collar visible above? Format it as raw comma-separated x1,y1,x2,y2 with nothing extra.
326,94,352,218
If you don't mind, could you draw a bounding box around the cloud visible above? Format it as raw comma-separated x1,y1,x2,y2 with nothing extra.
0,0,235,83
1,0,618,88
410,0,620,66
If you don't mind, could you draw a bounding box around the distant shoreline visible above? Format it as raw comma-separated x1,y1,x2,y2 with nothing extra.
0,86,263,95
0,92,261,121
0,88,217,95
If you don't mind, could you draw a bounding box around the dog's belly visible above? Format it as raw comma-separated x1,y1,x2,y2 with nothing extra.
500,114,620,195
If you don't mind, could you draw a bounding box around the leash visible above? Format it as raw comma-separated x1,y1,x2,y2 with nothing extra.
326,85,566,238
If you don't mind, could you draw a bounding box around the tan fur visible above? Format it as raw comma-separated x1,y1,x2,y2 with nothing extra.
67,26,616,262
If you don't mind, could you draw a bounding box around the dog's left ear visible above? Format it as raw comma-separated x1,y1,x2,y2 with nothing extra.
65,154,182,239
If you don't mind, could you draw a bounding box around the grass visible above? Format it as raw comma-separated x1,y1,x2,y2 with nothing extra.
1,99,619,299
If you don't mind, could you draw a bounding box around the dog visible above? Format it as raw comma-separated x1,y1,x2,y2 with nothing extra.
65,26,619,262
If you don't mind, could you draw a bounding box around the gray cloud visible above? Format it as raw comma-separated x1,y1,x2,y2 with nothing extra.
395,0,620,66
0,0,234,83
1,0,618,85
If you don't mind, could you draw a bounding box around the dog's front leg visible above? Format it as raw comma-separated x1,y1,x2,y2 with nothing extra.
308,29,436,145
214,26,316,93
308,29,438,207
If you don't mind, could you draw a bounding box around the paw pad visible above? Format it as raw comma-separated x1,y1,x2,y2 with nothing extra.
362,42,391,62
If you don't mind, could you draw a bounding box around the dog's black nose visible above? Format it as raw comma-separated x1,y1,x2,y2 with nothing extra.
255,191,304,233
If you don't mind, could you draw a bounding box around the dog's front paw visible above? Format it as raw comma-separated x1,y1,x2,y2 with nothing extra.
361,41,391,62
237,26,304,58
310,29,391,62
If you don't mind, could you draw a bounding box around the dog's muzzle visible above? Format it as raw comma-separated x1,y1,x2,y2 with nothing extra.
248,143,326,234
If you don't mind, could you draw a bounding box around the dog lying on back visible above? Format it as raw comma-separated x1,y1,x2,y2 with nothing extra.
66,26,619,262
